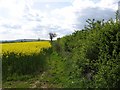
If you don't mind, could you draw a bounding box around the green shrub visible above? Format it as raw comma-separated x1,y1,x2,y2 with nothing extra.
48,19,120,88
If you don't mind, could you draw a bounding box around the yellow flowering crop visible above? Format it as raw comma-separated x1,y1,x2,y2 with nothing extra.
1,41,51,56
0,43,2,57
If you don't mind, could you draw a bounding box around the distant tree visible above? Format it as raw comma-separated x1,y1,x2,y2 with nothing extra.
38,38,40,41
49,33,57,42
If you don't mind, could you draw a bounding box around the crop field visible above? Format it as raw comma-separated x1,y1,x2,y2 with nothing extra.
0,43,1,54
1,41,51,56
1,41,52,82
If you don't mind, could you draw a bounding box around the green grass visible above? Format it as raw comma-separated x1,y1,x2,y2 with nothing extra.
3,81,31,88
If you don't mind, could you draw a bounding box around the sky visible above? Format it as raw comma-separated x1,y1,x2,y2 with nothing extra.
0,0,119,40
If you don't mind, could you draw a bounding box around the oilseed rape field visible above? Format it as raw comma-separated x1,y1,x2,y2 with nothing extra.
1,41,51,56
1,41,52,81
0,44,1,57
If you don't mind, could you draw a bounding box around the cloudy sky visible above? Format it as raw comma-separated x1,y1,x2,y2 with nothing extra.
0,0,119,40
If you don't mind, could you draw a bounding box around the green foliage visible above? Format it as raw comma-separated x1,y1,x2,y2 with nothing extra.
2,15,120,88
45,18,120,88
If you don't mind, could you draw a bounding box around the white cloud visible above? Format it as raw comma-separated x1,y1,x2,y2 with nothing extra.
0,0,119,40
72,0,119,10
33,0,73,3
0,0,25,19
98,0,118,10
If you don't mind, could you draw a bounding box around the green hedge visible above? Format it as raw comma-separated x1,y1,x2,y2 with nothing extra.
48,19,120,88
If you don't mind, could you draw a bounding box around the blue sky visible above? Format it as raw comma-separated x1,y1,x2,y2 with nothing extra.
0,0,119,40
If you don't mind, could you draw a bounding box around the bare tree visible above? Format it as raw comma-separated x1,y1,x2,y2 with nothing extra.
49,33,57,42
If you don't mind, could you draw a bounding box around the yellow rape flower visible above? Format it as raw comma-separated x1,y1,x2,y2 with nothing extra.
1,41,51,56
